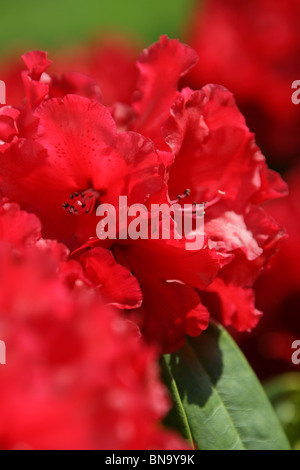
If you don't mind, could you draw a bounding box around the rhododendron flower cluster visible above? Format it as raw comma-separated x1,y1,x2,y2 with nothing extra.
185,0,300,166
0,36,287,354
0,35,287,448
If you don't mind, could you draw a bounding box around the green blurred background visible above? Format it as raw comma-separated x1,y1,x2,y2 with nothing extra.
0,0,195,56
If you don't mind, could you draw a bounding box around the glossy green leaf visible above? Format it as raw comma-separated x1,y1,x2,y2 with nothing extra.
162,323,291,450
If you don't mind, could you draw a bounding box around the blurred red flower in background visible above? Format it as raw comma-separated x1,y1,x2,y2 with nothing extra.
53,37,139,107
0,37,139,108
185,0,300,168
0,199,188,450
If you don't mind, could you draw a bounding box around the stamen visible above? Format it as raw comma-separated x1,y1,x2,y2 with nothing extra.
172,189,226,219
172,188,192,205
204,193,224,209
62,188,100,215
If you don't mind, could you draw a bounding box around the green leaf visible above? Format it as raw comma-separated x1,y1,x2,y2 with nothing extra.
161,322,291,450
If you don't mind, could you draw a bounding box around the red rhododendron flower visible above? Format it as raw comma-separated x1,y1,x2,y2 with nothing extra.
161,84,286,332
0,95,164,248
0,36,287,355
79,247,143,309
126,38,287,337
0,199,188,450
78,238,224,352
185,0,300,166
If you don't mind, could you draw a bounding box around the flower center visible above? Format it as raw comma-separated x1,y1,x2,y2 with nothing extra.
62,188,100,215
